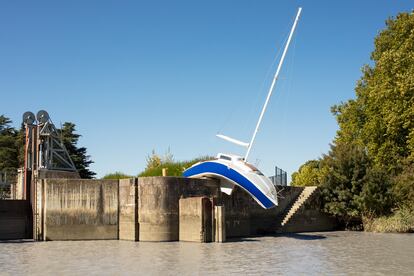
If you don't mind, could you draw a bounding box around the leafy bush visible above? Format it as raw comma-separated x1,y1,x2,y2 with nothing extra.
102,172,132,180
138,150,213,177
363,205,414,233
392,163,414,208
291,160,324,186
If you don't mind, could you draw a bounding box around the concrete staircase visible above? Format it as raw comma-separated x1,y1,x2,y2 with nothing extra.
280,186,318,226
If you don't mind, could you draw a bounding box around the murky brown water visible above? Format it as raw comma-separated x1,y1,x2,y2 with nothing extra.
0,231,413,275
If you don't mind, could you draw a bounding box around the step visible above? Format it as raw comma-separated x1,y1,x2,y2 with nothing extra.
280,186,318,226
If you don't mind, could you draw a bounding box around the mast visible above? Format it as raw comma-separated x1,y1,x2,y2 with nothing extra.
244,7,302,161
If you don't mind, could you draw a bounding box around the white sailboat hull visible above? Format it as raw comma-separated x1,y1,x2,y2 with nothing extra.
183,158,278,209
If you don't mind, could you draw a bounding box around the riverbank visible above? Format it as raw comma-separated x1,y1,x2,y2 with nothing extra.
363,206,414,233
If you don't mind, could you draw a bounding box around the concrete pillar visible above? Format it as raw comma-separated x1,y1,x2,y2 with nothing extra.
119,178,138,241
138,177,181,241
179,197,212,242
214,205,226,243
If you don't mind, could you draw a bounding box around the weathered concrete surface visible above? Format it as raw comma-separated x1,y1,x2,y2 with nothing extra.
0,200,32,240
214,205,225,243
28,176,336,242
138,177,216,242
37,169,80,179
179,197,212,242
223,186,303,237
12,169,80,200
223,186,336,237
41,179,118,240
280,188,337,233
119,178,138,241
11,168,24,200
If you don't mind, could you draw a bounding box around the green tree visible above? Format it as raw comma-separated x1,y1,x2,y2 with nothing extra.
393,162,414,208
0,115,19,173
319,143,370,224
291,160,323,186
334,12,414,173
59,122,96,179
16,123,26,168
292,12,414,227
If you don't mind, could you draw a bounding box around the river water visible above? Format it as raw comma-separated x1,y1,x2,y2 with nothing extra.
0,231,413,275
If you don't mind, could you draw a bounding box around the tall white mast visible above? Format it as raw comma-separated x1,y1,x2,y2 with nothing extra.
244,7,302,161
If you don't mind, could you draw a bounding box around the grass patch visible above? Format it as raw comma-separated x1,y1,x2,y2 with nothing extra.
138,156,213,177
102,171,133,180
363,206,414,233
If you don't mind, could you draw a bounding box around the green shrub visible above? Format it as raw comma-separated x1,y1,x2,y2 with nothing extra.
291,160,324,186
363,206,414,233
138,150,213,177
102,171,132,180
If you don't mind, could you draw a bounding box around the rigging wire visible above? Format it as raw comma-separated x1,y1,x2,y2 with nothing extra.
217,19,294,140
250,16,300,166
279,26,298,141
242,33,289,136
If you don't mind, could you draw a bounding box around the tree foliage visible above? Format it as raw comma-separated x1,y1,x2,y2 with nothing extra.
292,12,414,226
0,115,19,173
334,12,414,173
59,122,96,179
291,160,323,186
139,149,213,177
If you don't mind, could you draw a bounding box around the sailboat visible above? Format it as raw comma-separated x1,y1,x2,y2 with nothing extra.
184,8,302,209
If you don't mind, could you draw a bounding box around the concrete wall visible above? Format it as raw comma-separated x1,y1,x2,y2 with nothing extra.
41,179,118,240
223,186,304,237
0,200,31,240
281,189,337,233
37,169,80,179
29,176,336,242
138,177,216,241
119,178,138,241
179,197,212,242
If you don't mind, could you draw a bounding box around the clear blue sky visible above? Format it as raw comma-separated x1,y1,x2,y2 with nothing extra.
1,1,412,179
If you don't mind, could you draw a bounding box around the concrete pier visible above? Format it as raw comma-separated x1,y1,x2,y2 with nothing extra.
138,177,181,241
179,197,212,242
214,205,225,243
119,178,139,241
0,176,339,242
138,177,216,241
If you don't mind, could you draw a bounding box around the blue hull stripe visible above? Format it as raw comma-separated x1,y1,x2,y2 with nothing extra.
183,161,275,209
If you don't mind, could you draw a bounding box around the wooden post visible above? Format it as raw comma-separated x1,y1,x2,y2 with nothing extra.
162,168,168,177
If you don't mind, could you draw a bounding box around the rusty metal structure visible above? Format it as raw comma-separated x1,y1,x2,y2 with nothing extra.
21,110,77,199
